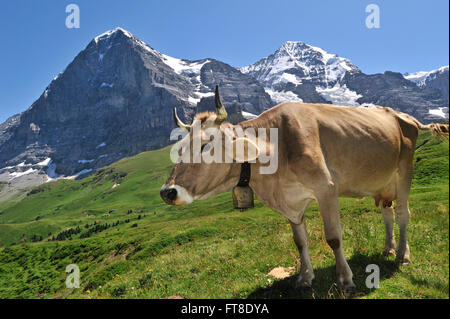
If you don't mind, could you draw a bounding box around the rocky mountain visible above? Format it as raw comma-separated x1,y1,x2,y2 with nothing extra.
0,28,273,200
0,29,448,201
404,66,449,105
240,42,449,120
343,70,448,121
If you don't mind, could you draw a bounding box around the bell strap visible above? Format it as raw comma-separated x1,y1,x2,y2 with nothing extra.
237,162,251,187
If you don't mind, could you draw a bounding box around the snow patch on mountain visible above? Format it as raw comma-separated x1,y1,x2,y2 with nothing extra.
266,89,303,104
160,54,215,105
241,111,258,120
100,82,114,88
404,66,449,87
67,169,93,180
94,27,132,43
9,168,36,179
404,71,429,86
316,84,362,107
161,55,210,76
37,158,51,166
429,107,447,119
279,73,302,85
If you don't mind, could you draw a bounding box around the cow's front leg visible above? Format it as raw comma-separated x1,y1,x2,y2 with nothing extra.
290,219,315,288
318,194,355,293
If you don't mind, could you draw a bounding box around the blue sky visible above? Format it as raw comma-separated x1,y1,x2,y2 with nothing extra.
0,0,448,123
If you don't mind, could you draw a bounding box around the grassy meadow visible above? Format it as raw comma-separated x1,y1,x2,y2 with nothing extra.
0,130,448,299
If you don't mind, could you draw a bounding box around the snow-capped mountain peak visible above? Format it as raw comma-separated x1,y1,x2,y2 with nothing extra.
92,28,216,106
278,41,340,66
240,41,359,88
94,27,133,43
239,41,360,105
404,65,449,87
91,27,164,60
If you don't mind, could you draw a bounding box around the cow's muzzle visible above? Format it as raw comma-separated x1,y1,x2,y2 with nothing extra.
160,185,194,206
160,187,177,205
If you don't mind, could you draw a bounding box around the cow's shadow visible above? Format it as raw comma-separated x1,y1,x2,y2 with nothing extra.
246,252,399,299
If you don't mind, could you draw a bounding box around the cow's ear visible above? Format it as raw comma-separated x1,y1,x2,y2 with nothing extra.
231,137,260,162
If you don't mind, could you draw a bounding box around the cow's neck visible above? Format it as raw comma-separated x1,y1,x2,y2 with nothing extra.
232,122,303,219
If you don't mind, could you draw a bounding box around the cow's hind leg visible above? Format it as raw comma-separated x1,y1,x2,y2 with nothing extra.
395,156,414,265
395,198,411,265
393,114,417,265
290,218,315,288
381,201,396,256
317,192,355,293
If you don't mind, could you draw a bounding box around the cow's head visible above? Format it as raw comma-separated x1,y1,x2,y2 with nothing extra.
160,86,260,205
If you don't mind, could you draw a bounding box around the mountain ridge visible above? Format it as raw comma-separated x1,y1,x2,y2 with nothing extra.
404,66,449,106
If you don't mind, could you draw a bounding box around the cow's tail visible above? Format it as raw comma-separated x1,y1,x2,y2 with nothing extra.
413,119,448,140
396,111,449,139
417,122,449,138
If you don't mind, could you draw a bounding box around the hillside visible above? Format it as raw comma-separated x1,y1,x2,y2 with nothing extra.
0,130,448,299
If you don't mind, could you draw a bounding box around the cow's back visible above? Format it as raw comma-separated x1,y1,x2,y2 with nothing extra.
252,103,408,197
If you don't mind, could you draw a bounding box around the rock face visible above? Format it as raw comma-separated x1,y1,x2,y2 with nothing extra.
196,59,273,121
404,66,449,104
0,29,448,200
342,71,448,121
0,28,273,185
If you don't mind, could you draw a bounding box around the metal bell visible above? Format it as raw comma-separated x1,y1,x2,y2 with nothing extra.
232,186,254,211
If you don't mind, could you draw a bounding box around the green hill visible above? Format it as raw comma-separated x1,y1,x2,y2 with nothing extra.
0,130,448,299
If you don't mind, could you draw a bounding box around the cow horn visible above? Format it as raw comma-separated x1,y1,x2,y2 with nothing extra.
173,107,191,131
215,85,228,124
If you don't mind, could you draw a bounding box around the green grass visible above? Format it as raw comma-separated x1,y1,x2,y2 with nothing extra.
0,130,447,299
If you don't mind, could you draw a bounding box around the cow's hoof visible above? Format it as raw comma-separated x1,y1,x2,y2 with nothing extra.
383,248,396,257
295,275,313,290
395,255,411,265
296,285,312,294
338,281,356,296
343,285,356,296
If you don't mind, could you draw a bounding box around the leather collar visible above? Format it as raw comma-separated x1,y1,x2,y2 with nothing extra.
237,162,251,187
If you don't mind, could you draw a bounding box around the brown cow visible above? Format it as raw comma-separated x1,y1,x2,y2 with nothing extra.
160,86,448,293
